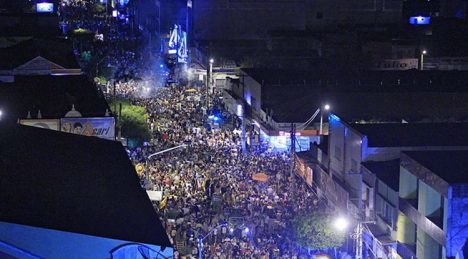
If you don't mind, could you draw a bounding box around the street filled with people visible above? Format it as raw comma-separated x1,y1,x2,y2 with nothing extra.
59,1,326,258
124,85,324,259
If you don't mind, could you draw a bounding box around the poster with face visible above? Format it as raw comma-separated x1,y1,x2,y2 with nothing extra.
60,117,115,140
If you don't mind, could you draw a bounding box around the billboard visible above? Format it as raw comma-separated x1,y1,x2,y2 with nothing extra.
19,119,60,131
36,3,54,13
371,59,418,70
60,117,115,140
168,24,188,63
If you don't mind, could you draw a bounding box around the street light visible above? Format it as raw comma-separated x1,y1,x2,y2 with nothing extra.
333,216,375,259
319,104,330,135
198,223,226,259
420,50,427,71
334,216,349,232
144,144,187,189
205,59,214,112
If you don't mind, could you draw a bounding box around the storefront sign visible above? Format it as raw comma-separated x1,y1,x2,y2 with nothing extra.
60,117,115,140
371,59,418,70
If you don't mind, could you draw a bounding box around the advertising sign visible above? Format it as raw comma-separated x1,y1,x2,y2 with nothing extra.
36,3,54,13
19,119,60,131
371,59,418,70
409,16,430,25
60,117,115,140
168,24,188,63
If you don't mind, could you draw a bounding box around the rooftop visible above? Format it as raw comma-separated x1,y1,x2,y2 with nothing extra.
362,159,401,191
351,122,468,147
0,124,171,247
263,91,468,123
0,75,110,124
0,37,78,70
403,150,468,184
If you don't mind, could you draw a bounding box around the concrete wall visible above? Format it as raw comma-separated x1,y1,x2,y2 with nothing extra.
417,227,441,259
242,75,262,112
328,115,346,179
0,221,173,259
397,211,416,246
419,181,443,220
446,185,468,259
399,166,418,200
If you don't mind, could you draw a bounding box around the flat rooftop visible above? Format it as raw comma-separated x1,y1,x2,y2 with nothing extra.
263,91,468,123
362,159,400,190
403,150,468,184
351,122,468,147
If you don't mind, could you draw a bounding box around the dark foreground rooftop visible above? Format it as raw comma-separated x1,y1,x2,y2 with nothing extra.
0,125,171,248
0,75,109,124
403,150,468,184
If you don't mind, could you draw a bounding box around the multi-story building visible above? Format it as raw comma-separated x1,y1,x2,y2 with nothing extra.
398,151,468,259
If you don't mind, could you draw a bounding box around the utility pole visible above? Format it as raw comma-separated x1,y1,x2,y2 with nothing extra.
290,123,296,178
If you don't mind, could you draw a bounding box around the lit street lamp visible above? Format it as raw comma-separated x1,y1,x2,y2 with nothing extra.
205,58,214,111
333,216,375,259
319,104,330,135
420,50,427,71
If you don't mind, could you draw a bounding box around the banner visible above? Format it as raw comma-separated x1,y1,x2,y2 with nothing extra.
19,119,60,131
371,59,418,70
60,117,115,140
147,191,163,201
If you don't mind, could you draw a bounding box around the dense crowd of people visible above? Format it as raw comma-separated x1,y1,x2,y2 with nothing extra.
59,2,331,258
124,86,324,259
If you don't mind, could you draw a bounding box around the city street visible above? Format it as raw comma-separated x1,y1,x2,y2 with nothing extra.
125,84,326,258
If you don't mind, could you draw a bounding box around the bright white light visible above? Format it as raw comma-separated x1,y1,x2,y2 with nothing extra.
422,50,427,55
324,104,330,110
0,110,3,117
229,228,234,233
244,227,249,233
146,87,150,91
334,217,349,231
209,58,214,64
236,104,243,116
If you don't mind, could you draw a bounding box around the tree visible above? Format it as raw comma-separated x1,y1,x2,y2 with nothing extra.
292,212,346,250
110,101,150,144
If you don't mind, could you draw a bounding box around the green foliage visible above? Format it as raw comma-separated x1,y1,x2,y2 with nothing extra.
110,101,150,143
292,212,346,250
93,3,106,13
94,76,107,86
